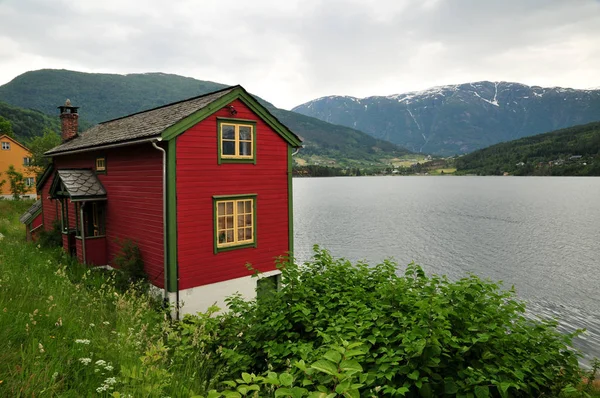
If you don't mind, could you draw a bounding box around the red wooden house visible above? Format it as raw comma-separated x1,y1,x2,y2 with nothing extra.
37,86,302,317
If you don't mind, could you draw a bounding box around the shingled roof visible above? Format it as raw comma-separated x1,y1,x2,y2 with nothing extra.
19,200,42,224
51,169,107,201
45,86,238,155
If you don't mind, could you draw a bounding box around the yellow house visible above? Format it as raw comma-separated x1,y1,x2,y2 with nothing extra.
0,134,37,199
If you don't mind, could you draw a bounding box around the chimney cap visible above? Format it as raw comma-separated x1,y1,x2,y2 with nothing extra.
58,99,79,113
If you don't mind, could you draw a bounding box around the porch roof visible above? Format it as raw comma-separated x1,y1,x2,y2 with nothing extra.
51,169,107,201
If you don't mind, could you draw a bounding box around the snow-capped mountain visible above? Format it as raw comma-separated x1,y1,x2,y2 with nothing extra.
292,82,600,155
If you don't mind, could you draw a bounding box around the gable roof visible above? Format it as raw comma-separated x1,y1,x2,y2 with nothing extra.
45,85,301,156
50,169,107,201
19,199,42,224
0,134,31,152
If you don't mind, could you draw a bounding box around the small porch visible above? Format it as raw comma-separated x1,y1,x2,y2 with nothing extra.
50,169,108,266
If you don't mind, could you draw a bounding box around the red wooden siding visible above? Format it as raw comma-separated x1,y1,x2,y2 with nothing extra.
76,237,107,266
177,99,290,289
31,212,43,229
39,145,165,287
41,173,58,231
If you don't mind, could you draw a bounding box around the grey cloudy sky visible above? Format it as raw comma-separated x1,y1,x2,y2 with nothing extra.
1,0,599,109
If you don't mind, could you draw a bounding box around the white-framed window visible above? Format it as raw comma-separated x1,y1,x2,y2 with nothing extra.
214,195,256,251
23,157,32,166
1,142,10,150
25,177,35,187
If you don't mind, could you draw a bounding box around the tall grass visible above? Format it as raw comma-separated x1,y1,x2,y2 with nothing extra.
0,201,202,397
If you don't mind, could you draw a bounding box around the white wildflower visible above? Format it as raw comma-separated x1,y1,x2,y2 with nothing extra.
102,321,110,325
105,365,114,371
52,372,58,379
79,357,92,365
104,377,117,385
96,385,109,393
38,343,45,353
89,323,95,327
75,339,90,345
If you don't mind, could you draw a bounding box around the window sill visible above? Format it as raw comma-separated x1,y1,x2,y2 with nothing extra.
215,242,257,254
75,235,106,240
218,158,256,165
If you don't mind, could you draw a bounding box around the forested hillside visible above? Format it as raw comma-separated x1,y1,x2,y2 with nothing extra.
0,101,61,141
0,69,410,165
455,121,600,176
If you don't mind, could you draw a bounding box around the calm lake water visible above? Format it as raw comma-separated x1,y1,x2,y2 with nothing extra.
293,176,600,365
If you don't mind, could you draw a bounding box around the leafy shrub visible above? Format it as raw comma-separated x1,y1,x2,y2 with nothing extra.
113,239,147,292
182,246,585,397
38,219,63,248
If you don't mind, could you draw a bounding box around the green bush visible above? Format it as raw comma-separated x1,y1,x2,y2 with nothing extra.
38,219,63,248
182,247,585,397
113,239,148,292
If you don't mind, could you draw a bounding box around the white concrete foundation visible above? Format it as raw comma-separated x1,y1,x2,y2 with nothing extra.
1,194,37,200
171,270,281,317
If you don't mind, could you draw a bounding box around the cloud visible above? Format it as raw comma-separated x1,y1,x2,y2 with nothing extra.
0,0,599,109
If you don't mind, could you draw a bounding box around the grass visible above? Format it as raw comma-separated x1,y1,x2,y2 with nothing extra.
1,200,599,397
428,167,457,175
0,200,202,397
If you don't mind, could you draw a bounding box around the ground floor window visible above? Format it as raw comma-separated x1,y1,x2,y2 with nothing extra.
25,177,35,187
214,195,256,251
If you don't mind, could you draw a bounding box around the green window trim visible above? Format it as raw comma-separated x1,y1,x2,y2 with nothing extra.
213,194,257,253
217,118,257,165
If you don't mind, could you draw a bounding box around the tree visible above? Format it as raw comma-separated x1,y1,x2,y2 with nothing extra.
0,116,14,138
26,128,61,177
5,165,27,200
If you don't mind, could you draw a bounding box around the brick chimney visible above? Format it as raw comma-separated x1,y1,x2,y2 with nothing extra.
58,99,79,142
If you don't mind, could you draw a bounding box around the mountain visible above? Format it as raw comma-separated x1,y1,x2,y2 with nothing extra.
0,101,61,141
292,81,600,156
0,69,410,165
455,121,600,176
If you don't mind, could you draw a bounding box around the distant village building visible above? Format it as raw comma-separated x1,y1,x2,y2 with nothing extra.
0,134,37,199
30,86,302,317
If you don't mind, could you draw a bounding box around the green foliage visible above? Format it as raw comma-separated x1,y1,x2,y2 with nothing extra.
456,121,600,176
38,219,63,248
5,164,27,199
181,247,586,397
0,100,62,142
26,128,61,176
113,239,148,292
0,115,15,137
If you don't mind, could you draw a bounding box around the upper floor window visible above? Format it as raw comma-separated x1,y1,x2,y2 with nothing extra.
217,119,256,164
96,157,106,172
1,142,10,150
25,177,35,187
23,157,32,166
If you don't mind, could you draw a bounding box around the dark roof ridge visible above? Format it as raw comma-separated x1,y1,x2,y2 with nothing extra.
99,84,241,125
